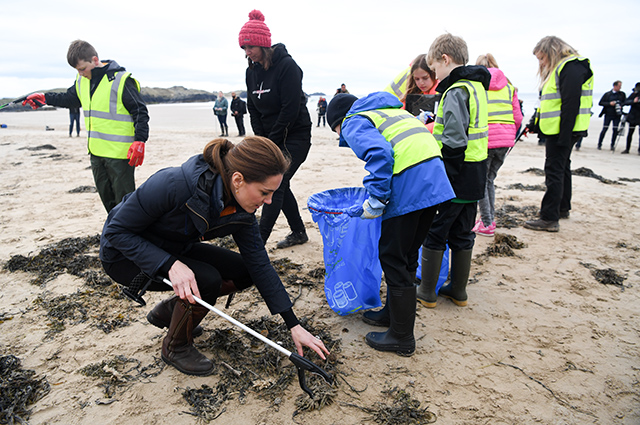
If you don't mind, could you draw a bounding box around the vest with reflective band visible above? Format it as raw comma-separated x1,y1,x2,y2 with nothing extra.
538,56,593,135
353,108,442,175
383,66,410,100
76,71,139,159
433,80,488,162
487,83,515,125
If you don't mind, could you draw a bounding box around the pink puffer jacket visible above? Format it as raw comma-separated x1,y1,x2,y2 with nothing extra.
487,67,523,149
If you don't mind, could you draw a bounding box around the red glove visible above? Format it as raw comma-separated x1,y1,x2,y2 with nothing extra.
22,93,46,110
127,141,145,167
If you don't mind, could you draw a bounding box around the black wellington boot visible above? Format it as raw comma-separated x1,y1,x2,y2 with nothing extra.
416,248,444,308
365,286,416,357
161,300,214,376
362,287,389,327
438,249,472,306
147,296,204,337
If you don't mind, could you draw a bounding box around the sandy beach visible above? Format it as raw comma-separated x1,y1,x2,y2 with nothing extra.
1,99,639,424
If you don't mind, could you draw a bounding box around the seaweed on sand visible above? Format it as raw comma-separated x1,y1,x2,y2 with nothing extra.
342,386,436,424
79,355,164,398
0,354,50,424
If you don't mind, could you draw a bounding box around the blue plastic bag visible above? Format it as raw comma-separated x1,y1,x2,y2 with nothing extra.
416,245,449,294
308,187,383,315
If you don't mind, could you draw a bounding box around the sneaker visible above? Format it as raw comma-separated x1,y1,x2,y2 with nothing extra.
559,210,570,219
472,219,482,232
523,219,559,232
276,231,309,249
476,221,496,237
621,150,629,154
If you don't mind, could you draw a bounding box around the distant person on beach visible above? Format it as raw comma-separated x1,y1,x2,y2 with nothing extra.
340,84,349,94
99,136,330,376
622,82,640,154
524,36,593,232
230,92,246,137
23,39,149,213
597,81,626,150
418,33,490,311
239,9,312,249
472,53,523,237
214,91,229,137
317,97,327,126
326,91,454,357
69,106,81,137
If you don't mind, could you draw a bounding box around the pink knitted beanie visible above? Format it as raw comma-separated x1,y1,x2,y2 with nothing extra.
238,10,272,48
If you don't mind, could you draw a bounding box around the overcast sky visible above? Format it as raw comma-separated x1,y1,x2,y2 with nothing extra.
1,0,638,100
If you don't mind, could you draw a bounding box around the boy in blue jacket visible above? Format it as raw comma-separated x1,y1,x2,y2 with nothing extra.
417,33,490,309
326,91,454,356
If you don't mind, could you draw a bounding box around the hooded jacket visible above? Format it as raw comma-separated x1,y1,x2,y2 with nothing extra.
486,67,523,149
245,43,312,148
45,60,149,143
339,91,454,219
99,154,293,316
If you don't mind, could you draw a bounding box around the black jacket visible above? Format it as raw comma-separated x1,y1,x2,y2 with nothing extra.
231,96,246,116
599,89,626,117
45,60,149,142
99,154,295,318
624,91,640,126
245,44,312,148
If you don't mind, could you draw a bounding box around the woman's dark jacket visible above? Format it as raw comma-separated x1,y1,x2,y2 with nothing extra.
245,43,312,148
99,154,293,316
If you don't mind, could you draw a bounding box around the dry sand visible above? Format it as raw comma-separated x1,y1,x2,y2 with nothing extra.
1,101,639,424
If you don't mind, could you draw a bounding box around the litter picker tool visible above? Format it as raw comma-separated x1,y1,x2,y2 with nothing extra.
0,93,44,110
162,277,333,398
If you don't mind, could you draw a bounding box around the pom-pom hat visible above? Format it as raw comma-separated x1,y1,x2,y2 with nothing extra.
239,10,272,48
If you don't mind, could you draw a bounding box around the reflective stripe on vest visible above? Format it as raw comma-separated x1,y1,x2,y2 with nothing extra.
432,80,488,162
487,83,515,125
352,108,442,175
384,66,411,100
538,56,593,135
76,71,139,159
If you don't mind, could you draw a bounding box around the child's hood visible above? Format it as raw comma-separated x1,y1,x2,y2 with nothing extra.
488,67,509,91
348,91,403,115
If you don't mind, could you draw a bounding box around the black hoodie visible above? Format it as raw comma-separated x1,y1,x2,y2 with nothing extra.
245,44,311,148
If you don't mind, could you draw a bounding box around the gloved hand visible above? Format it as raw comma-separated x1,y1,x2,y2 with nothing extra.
417,110,434,125
127,141,145,167
361,196,385,219
22,93,46,110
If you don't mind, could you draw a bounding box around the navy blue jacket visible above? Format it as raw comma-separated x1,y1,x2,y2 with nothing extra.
99,154,293,315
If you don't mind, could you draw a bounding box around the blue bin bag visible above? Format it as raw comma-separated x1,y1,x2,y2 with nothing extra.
416,245,449,294
308,187,383,315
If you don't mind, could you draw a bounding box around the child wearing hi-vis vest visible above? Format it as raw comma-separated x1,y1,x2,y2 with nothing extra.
325,91,454,357
416,33,491,311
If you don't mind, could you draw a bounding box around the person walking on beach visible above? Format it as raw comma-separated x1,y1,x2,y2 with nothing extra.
417,33,491,310
317,97,327,127
239,9,312,248
214,91,229,137
69,106,81,137
472,53,523,237
326,91,454,357
597,81,626,150
99,136,330,376
524,36,593,232
230,92,246,136
622,82,640,154
23,39,149,213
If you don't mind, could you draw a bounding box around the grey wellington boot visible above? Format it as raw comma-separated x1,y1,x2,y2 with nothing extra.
438,249,472,306
416,248,444,308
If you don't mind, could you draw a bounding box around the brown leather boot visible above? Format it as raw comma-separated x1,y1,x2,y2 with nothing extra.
161,300,214,376
147,296,203,337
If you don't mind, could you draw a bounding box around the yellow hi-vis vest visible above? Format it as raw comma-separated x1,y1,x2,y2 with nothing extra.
352,108,442,175
76,71,139,159
487,83,515,125
383,66,411,100
432,80,488,162
538,56,593,135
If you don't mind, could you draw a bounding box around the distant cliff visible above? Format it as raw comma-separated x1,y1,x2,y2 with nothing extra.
0,87,247,112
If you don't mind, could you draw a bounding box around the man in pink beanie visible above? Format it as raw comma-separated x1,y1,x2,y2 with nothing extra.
239,10,313,250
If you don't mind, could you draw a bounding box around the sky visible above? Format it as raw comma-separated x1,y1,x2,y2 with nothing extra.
1,0,639,101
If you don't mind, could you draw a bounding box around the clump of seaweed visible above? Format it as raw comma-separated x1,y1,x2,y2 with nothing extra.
580,262,627,288
79,355,164,398
484,233,526,257
504,183,546,191
181,384,229,422
572,167,622,185
0,354,51,424
3,235,103,286
343,386,436,424
495,204,539,229
521,167,545,176
209,235,237,251
68,185,97,193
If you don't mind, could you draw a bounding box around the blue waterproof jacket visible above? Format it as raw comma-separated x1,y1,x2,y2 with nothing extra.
99,154,293,315
339,92,454,219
